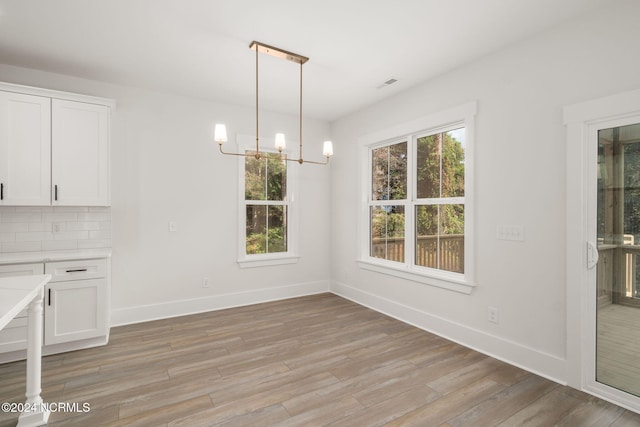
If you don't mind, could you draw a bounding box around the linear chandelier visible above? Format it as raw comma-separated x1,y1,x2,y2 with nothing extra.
215,41,333,165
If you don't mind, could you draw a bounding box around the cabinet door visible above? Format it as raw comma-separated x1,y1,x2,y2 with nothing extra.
52,99,109,206
0,91,51,205
0,263,44,353
44,278,107,345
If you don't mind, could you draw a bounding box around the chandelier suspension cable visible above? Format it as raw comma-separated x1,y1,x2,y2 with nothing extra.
255,42,260,157
299,61,303,164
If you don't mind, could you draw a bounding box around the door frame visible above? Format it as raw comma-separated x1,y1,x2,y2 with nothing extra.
565,88,640,413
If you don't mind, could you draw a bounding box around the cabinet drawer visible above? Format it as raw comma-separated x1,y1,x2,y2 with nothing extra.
45,259,107,282
0,263,44,277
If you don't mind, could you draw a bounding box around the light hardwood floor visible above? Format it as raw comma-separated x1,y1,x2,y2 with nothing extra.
1,293,640,426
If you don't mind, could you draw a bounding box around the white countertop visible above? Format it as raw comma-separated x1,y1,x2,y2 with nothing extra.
0,274,51,330
0,248,112,265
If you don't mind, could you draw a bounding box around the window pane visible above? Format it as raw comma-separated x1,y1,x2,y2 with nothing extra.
246,205,267,254
267,205,287,253
389,143,407,200
372,146,388,201
246,205,287,255
415,204,464,272
372,143,407,201
267,154,287,201
415,205,438,268
440,204,464,273
442,128,465,198
417,128,466,199
416,134,441,199
370,205,405,262
245,155,266,201
245,153,287,201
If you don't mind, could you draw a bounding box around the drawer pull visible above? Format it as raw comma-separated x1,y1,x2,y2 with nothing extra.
65,268,88,273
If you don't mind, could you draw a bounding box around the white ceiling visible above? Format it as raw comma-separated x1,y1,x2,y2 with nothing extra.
0,0,613,122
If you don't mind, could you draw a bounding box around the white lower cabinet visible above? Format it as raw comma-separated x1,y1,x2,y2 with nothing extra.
45,259,108,345
0,257,110,362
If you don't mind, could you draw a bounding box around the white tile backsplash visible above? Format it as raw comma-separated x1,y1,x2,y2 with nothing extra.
42,240,79,251
2,241,43,252
28,223,53,232
0,223,29,232
54,230,90,240
0,233,15,242
42,212,78,222
14,206,54,213
77,212,110,222
1,212,43,223
0,207,111,253
16,231,54,242
77,239,111,249
89,230,111,240
65,222,99,231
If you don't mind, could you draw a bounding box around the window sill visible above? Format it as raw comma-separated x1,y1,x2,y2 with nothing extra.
237,254,300,269
357,258,475,294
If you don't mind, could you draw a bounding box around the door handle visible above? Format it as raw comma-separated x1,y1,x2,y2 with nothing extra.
587,241,599,269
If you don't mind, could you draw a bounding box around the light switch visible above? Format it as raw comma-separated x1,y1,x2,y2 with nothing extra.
168,221,178,232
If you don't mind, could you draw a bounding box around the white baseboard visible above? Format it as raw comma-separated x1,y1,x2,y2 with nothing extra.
330,281,567,385
111,280,330,327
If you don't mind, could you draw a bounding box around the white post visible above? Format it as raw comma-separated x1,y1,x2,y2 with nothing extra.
17,287,50,427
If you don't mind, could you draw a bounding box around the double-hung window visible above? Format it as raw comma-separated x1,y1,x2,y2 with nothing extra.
238,135,298,268
359,102,476,293
245,152,288,254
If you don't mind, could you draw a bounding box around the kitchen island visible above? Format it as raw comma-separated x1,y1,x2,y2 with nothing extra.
0,274,52,426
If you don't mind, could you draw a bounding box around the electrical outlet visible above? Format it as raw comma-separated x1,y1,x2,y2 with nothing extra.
488,306,499,324
202,278,209,288
168,221,178,232
52,222,63,233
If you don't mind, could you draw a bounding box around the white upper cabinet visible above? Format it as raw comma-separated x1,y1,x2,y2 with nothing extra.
0,82,113,206
0,91,52,205
52,99,110,206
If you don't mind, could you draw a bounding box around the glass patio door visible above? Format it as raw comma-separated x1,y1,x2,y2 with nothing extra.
596,122,640,397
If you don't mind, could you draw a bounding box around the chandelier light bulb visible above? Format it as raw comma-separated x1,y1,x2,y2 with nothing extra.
323,140,334,157
214,124,227,144
275,133,286,151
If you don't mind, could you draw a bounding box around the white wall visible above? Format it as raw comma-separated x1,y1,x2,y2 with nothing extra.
329,0,640,383
0,64,332,324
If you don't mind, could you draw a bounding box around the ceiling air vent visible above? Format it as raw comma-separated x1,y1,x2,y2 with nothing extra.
376,78,398,89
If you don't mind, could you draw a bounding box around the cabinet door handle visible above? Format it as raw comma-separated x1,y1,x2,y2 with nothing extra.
48,288,51,306
66,268,88,273
1,183,3,200
54,185,58,201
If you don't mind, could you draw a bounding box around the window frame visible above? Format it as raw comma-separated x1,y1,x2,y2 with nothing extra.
357,102,476,294
237,134,299,268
